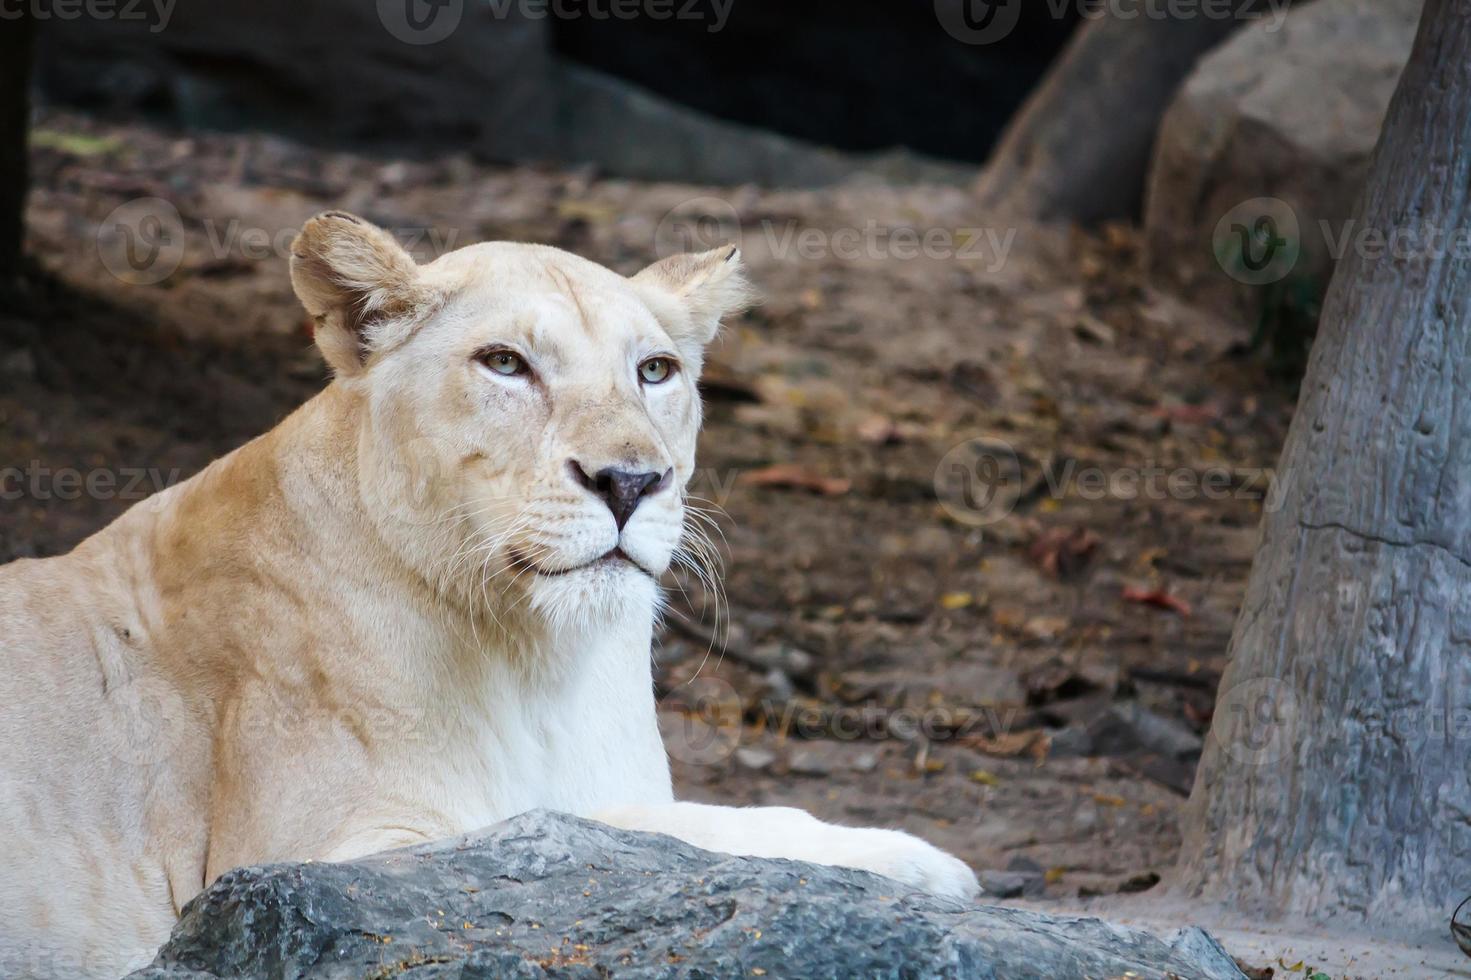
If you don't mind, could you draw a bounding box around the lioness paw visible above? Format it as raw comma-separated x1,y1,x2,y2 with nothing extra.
824,827,980,902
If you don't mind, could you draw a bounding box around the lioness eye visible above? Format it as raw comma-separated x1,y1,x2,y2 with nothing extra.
481,351,528,377
639,357,675,385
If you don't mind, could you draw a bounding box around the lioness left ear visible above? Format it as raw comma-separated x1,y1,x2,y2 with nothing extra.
290,211,438,377
632,246,755,366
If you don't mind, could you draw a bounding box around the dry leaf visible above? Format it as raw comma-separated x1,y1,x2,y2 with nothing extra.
966,730,1048,760
739,464,851,496
1151,402,1221,425
1121,585,1192,617
1028,526,1100,579
855,414,903,445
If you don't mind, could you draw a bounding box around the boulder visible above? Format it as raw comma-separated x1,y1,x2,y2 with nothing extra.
33,4,968,188
35,0,556,162
127,810,1246,979
1144,0,1424,318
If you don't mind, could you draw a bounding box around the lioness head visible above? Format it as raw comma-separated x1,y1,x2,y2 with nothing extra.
289,211,751,629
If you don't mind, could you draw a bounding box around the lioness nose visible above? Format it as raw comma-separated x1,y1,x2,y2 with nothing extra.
571,463,668,530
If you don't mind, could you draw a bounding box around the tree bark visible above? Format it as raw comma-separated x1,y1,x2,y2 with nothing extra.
1177,0,1471,929
974,9,1246,224
1,10,35,278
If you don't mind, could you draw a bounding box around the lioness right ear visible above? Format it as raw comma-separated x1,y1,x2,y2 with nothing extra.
632,246,756,368
290,211,437,377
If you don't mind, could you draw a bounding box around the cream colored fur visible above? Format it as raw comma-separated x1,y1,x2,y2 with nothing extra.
0,213,978,979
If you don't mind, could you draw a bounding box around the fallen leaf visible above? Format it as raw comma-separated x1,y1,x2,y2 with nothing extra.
555,199,619,223
739,464,851,496
1023,615,1069,641
29,129,125,157
855,414,903,445
1151,402,1221,425
1122,585,1193,617
969,769,1000,786
1028,526,1100,579
1073,314,1116,345
966,730,1048,760
940,592,974,611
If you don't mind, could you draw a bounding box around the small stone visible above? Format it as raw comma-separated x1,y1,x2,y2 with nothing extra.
787,750,832,777
1047,726,1094,758
734,748,776,772
978,870,1028,900
1087,702,1203,760
848,752,879,773
1,349,36,379
761,668,794,702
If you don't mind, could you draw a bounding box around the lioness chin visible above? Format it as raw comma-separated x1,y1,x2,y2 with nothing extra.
0,212,978,978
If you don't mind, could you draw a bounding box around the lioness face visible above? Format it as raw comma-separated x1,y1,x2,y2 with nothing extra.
290,212,752,625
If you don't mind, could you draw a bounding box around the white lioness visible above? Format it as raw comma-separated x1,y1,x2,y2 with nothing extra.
0,212,978,978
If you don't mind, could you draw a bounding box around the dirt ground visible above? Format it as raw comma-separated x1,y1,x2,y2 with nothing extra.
3,114,1297,924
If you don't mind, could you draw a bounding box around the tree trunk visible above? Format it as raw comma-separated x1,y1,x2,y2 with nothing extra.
1177,0,1471,929
1,10,35,278
974,9,1245,224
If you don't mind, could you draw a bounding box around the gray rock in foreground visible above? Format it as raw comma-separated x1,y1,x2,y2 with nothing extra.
128,811,1244,980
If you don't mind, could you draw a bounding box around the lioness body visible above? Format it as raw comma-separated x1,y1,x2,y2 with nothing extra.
1,392,668,975
0,216,976,978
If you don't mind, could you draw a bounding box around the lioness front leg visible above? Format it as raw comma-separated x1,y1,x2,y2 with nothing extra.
591,802,979,900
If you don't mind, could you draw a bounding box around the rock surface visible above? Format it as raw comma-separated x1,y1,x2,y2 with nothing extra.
34,2,966,187
1144,0,1424,314
128,811,1244,979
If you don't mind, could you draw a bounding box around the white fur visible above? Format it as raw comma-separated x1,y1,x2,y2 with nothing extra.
0,217,976,979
